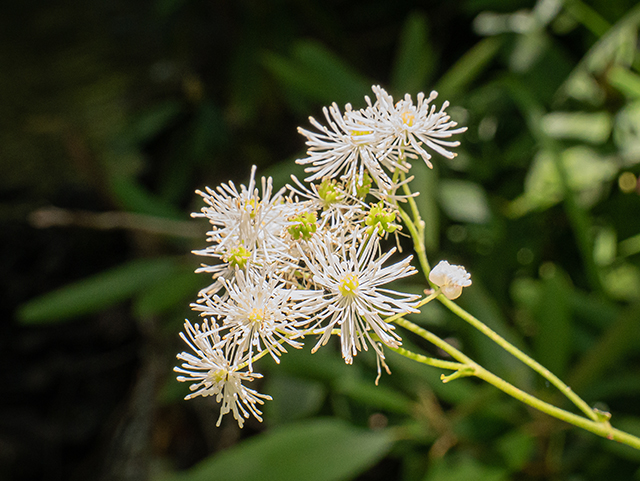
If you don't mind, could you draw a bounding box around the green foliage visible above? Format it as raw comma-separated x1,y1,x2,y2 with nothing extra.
17,258,182,324
156,419,394,481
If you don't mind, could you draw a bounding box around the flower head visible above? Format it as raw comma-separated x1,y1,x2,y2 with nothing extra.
193,269,317,366
302,231,419,365
296,86,467,195
296,102,399,193
191,166,298,296
174,319,272,428
428,260,472,300
368,86,467,169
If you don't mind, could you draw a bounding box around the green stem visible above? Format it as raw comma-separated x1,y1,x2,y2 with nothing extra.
394,317,474,365
397,205,431,278
438,295,600,423
394,318,640,450
388,345,465,371
396,169,601,422
473,365,640,450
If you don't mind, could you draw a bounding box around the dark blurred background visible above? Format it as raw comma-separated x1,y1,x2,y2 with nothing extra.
2,1,640,480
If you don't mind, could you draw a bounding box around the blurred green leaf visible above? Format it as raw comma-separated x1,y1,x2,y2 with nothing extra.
110,175,183,219
18,257,179,324
270,341,354,385
533,265,573,379
559,5,640,100
412,160,440,252
439,179,491,224
508,146,618,217
337,378,413,414
613,100,640,163
608,66,640,99
157,418,395,481
424,454,508,481
391,12,436,94
133,263,204,318
569,303,640,393
602,264,640,301
541,111,612,144
436,37,502,100
121,100,182,147
593,225,618,267
602,417,640,462
497,429,535,471
262,40,371,109
265,373,326,424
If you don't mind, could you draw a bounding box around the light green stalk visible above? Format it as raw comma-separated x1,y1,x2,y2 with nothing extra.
389,169,640,450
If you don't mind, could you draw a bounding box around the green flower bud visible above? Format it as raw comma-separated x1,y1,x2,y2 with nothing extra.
226,245,251,269
288,211,318,241
317,178,343,207
364,202,399,237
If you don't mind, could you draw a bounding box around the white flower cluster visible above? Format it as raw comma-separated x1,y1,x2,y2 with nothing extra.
297,85,467,193
175,85,469,427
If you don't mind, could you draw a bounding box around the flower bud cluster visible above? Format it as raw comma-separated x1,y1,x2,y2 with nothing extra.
175,86,469,427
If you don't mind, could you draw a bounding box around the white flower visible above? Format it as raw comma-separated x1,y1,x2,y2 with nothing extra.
193,269,317,366
302,231,419,365
296,102,404,193
369,85,467,169
428,260,472,300
192,166,298,296
174,319,271,428
295,86,467,195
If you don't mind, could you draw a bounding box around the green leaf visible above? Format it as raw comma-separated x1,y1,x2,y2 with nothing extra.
17,257,179,324
607,66,640,99
157,419,395,481
508,146,618,217
109,175,183,219
122,100,182,146
541,111,612,144
533,265,573,379
436,37,502,100
133,263,204,318
424,454,508,481
262,40,371,109
391,12,436,94
613,100,640,162
265,374,326,424
497,429,535,471
411,159,440,252
439,179,491,224
569,303,640,393
337,378,413,414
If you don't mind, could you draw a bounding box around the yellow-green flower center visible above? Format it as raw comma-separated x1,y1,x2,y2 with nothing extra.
401,111,415,127
207,368,229,385
339,273,360,297
227,245,251,268
248,307,264,325
242,198,259,219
